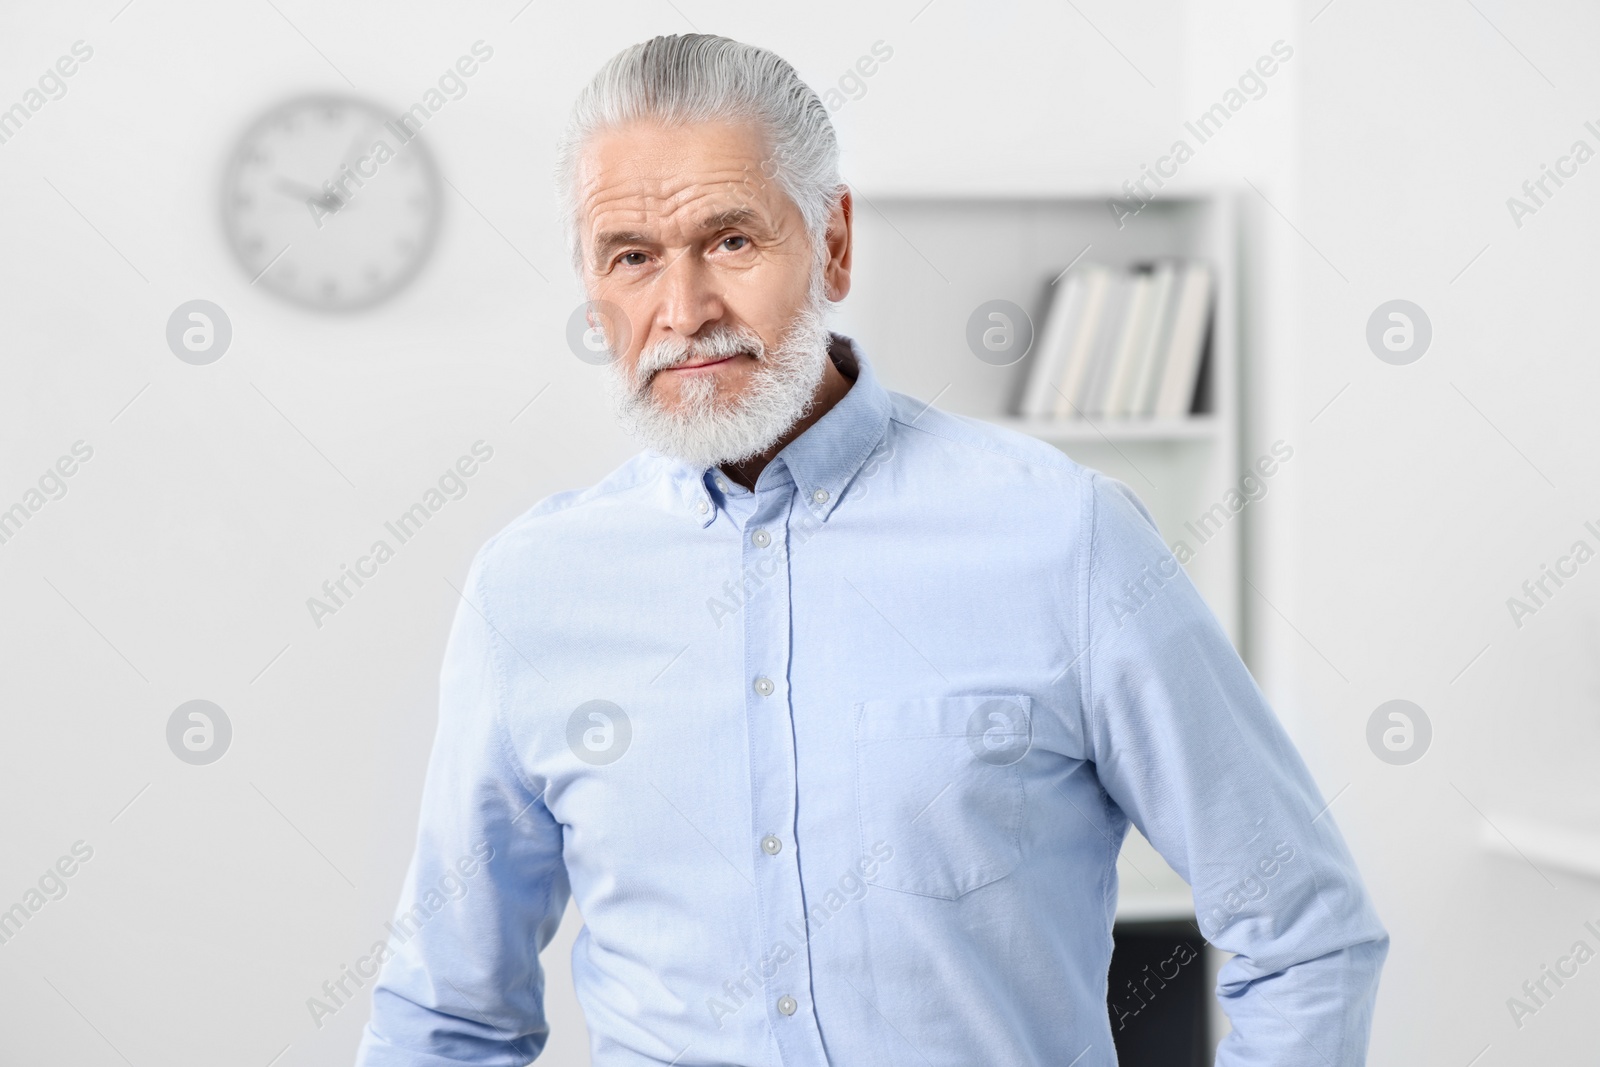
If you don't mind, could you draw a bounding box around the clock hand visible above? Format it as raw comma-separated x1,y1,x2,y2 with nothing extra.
337,121,387,174
274,177,344,212
322,120,389,202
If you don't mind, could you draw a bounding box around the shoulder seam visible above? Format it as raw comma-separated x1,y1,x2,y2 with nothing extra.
499,457,663,537
887,406,1083,480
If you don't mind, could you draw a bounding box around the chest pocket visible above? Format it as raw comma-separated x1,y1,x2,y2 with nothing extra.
853,693,1030,900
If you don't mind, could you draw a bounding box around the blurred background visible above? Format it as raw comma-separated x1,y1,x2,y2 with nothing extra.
3,0,1599,1063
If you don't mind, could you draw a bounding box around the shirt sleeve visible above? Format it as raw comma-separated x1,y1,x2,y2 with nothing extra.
356,539,571,1066
1078,472,1388,1066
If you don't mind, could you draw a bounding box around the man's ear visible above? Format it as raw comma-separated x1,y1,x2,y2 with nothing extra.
823,186,853,302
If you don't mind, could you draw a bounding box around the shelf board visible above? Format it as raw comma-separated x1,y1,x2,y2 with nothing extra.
1481,814,1600,882
1116,891,1196,922
1116,829,1195,921
992,415,1220,443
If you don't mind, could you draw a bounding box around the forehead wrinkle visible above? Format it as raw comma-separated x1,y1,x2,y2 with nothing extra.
587,168,769,218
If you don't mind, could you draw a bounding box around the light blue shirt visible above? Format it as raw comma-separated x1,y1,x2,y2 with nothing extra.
357,334,1388,1066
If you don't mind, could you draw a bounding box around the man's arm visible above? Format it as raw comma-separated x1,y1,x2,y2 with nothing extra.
357,541,570,1066
1079,473,1388,1065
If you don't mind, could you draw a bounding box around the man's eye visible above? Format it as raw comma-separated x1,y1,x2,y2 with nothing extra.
618,252,648,267
720,235,749,252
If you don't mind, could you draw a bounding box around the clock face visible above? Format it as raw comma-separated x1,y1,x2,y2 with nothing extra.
222,94,442,311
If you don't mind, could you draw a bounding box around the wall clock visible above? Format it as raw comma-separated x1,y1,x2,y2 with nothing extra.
221,93,442,311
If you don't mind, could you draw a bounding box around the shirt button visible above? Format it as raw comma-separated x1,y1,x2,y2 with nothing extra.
696,499,709,514
716,479,728,492
776,994,797,1016
761,834,782,855
754,676,775,697
751,528,771,548
812,488,828,503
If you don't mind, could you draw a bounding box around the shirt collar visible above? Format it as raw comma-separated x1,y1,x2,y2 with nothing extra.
664,332,891,528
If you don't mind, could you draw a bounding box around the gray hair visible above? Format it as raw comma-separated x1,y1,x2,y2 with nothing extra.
554,34,844,276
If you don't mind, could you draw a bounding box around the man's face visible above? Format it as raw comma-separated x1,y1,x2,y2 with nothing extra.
576,118,838,468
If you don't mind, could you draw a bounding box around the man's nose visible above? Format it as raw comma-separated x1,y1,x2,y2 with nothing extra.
657,248,724,337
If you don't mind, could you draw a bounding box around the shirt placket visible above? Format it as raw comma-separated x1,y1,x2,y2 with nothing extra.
739,476,830,1066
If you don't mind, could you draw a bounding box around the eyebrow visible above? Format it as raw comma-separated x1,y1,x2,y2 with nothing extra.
591,229,649,267
590,206,762,268
699,206,759,232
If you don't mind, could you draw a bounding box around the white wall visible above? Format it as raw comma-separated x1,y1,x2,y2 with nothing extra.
1277,0,1600,1062
2,1,1597,1064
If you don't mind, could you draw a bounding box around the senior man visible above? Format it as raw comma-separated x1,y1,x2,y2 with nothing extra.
357,33,1388,1067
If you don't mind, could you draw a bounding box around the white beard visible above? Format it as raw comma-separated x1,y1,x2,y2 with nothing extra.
601,269,832,471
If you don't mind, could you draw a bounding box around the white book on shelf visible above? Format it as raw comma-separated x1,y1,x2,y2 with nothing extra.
1101,267,1157,418
1152,262,1215,419
1122,260,1179,418
1051,265,1111,419
1069,270,1130,419
1019,270,1088,417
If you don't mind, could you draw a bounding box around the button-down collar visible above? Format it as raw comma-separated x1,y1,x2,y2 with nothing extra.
662,332,891,528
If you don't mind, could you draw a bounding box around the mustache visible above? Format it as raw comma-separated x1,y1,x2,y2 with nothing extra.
635,326,766,380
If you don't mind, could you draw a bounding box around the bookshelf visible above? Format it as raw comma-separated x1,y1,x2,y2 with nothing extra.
837,192,1241,943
